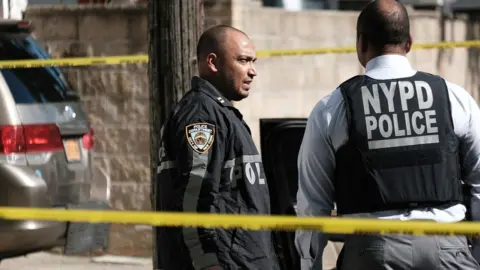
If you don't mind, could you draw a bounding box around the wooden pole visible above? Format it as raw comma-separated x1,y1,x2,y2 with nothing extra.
148,0,203,269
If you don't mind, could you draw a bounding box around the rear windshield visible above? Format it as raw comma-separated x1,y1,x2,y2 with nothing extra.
0,35,79,104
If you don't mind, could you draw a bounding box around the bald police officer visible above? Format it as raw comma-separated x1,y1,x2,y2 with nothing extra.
154,25,280,270
295,0,480,269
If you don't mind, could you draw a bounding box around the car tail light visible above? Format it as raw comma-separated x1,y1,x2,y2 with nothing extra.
82,127,94,150
0,124,63,154
16,21,31,29
0,20,33,34
24,124,63,153
1,126,25,154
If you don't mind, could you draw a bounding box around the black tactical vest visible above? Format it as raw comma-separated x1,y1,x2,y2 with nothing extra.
334,71,462,215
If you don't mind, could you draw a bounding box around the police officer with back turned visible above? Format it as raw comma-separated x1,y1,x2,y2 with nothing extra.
295,0,480,269
154,25,280,270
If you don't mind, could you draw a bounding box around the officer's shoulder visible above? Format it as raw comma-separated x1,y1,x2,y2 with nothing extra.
309,87,344,117
338,75,365,89
415,70,446,81
311,75,366,115
417,71,475,107
416,71,471,96
179,89,214,103
325,75,366,103
172,91,219,123
443,79,476,105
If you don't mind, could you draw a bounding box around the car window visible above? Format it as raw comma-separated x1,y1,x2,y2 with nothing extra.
0,35,79,103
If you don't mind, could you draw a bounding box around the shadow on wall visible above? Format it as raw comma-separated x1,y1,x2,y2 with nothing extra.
466,13,480,101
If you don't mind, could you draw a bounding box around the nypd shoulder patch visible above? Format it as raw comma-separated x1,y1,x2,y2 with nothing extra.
185,122,215,153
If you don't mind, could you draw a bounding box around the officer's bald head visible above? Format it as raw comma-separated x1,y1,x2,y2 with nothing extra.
195,25,257,101
196,25,247,61
357,0,411,54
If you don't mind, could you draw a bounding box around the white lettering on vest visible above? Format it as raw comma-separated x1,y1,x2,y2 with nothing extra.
361,80,440,149
229,161,266,187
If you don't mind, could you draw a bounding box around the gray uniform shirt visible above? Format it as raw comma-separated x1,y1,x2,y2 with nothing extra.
295,54,480,269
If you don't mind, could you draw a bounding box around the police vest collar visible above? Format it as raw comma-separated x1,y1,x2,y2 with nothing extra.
191,76,234,107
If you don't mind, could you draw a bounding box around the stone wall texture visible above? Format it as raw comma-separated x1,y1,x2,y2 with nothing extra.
25,4,151,256
230,0,479,147
23,0,480,256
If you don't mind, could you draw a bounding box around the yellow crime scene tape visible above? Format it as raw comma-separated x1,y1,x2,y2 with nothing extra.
0,55,149,69
0,40,477,68
0,40,478,235
1,207,480,236
256,40,480,57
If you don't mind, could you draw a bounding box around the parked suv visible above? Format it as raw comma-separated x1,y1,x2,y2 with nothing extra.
0,20,108,262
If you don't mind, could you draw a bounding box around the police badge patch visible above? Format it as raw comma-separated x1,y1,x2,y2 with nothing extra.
185,123,215,153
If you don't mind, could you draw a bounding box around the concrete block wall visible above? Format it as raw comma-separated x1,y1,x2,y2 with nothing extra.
25,4,151,256
24,0,480,256
205,0,232,27
230,0,474,146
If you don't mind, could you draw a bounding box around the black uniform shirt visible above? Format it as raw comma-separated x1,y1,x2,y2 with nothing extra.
155,76,279,270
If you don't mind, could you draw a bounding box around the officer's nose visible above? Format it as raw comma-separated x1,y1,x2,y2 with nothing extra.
248,63,257,78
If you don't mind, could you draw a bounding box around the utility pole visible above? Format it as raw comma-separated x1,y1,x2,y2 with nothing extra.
148,0,204,269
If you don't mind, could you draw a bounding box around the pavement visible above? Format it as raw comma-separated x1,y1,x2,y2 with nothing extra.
0,252,153,270
0,242,342,269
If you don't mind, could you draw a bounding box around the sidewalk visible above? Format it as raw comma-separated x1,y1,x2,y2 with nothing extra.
0,243,342,270
0,252,152,270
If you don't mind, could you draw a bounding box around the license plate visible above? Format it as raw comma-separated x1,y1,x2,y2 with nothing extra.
64,139,81,162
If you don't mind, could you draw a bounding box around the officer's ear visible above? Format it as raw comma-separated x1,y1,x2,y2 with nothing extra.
405,34,413,54
206,53,219,73
359,34,368,53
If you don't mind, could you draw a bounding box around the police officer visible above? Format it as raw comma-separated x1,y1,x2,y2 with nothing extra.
154,25,280,270
295,0,480,269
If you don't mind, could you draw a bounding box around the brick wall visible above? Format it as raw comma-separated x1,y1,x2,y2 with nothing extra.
24,1,480,256
25,4,151,256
